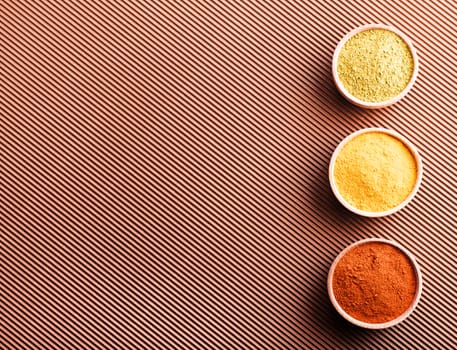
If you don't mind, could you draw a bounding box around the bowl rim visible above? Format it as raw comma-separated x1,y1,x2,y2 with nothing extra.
327,237,423,329
328,127,423,217
332,24,419,109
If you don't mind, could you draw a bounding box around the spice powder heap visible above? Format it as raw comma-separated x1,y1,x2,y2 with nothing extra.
337,29,414,102
332,242,417,324
334,132,417,212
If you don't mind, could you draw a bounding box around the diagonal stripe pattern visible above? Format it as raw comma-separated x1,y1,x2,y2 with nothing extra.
0,0,456,348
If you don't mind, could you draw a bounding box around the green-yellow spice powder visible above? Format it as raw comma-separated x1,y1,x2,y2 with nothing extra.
337,29,414,102
334,132,418,212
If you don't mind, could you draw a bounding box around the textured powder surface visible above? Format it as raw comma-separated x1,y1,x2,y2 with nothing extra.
337,29,414,102
334,132,417,212
333,242,417,324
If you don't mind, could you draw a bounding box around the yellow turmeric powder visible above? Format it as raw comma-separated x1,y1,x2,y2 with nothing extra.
334,132,417,212
337,29,414,102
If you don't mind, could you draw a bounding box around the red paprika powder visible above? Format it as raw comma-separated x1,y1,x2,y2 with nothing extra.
332,242,417,323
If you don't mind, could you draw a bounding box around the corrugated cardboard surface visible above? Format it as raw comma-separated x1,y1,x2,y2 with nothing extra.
1,1,456,348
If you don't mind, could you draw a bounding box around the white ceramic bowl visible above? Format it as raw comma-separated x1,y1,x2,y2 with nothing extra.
333,24,419,109
329,128,423,217
327,238,423,329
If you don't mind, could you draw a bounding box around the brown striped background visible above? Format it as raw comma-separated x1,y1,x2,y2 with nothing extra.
1,0,456,348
